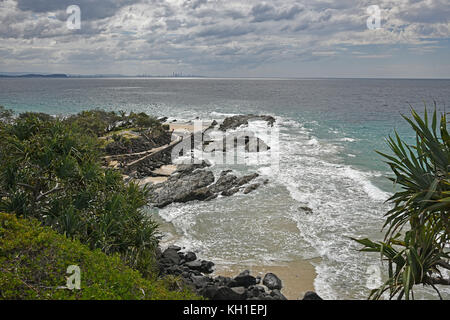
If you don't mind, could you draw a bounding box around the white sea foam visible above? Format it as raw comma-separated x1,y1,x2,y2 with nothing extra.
338,167,390,201
338,137,357,142
264,116,394,299
210,111,242,118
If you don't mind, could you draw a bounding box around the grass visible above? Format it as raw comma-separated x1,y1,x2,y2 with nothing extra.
0,212,201,300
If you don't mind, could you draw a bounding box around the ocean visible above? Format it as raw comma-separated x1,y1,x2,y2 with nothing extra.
1,77,449,299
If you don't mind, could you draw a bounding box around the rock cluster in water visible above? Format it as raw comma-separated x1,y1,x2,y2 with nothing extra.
218,114,276,131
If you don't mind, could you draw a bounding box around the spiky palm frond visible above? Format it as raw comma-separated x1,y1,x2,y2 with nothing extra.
354,105,450,300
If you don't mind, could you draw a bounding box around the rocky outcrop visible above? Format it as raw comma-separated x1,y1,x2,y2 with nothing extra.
147,169,215,207
147,168,264,208
158,246,288,300
203,132,270,153
219,115,276,131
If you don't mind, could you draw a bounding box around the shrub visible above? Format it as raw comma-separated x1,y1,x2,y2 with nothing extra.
0,114,159,275
64,109,162,137
0,213,200,300
64,109,122,136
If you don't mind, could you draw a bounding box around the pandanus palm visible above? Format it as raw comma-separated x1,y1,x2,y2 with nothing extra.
354,105,450,300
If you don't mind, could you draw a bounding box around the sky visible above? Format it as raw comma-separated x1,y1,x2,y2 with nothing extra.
0,0,449,78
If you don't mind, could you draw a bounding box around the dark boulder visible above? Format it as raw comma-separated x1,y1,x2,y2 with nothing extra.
302,291,323,300
185,260,215,274
163,265,183,276
270,289,287,300
161,248,181,265
200,285,220,299
200,260,215,274
246,285,267,299
213,286,246,300
191,275,212,289
231,270,257,288
214,276,233,287
263,273,282,290
184,252,197,262
185,260,202,270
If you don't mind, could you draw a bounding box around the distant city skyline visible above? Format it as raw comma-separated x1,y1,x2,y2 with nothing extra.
0,0,449,78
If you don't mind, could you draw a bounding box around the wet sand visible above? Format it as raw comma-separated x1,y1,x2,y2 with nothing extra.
139,176,168,185
169,122,210,133
213,259,320,300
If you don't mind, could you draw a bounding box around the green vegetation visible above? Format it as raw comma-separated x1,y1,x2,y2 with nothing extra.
354,107,450,300
0,112,158,275
0,212,200,300
64,109,160,136
0,107,198,300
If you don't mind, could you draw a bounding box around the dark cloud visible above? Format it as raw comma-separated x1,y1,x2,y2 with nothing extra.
16,0,141,20
250,3,303,22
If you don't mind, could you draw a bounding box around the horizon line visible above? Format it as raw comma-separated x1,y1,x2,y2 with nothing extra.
1,73,450,80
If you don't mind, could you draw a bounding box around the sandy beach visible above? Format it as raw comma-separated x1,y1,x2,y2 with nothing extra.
213,259,319,300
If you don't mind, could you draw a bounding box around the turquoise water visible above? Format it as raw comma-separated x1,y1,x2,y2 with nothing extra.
1,78,449,299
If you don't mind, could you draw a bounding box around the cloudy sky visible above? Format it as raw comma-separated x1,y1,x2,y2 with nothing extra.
0,0,449,77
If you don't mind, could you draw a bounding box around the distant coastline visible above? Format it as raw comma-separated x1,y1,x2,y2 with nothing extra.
0,73,68,78
0,72,206,79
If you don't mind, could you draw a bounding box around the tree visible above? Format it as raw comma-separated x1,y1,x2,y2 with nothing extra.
354,106,450,300
0,113,159,276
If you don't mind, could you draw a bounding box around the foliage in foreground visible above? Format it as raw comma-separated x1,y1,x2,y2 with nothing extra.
0,111,159,275
0,212,200,300
354,107,450,300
